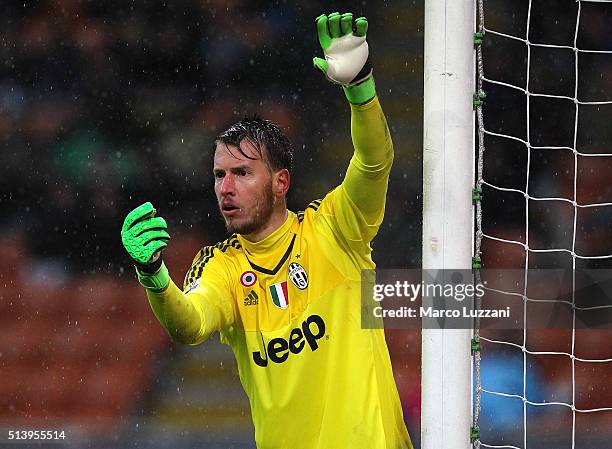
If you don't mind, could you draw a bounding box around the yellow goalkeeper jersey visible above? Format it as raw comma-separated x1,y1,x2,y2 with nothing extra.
146,96,412,449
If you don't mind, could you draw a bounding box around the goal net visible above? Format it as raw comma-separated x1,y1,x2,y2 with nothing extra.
473,1,612,448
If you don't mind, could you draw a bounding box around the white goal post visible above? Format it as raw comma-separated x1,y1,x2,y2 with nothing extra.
422,0,612,447
421,1,476,449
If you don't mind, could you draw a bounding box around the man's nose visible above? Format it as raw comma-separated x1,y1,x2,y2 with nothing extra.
220,174,235,195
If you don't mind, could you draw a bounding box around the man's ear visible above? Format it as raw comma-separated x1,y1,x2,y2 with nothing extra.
274,168,291,198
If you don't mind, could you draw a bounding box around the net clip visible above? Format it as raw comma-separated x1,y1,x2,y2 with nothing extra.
471,337,481,353
474,32,484,46
473,91,486,109
472,186,482,202
470,425,480,443
472,256,481,269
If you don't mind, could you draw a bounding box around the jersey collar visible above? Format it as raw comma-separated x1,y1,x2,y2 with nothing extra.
238,210,297,256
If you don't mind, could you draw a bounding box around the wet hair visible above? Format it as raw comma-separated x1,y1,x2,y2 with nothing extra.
215,114,293,174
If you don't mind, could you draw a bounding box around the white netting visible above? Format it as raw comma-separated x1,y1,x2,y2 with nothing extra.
474,0,612,448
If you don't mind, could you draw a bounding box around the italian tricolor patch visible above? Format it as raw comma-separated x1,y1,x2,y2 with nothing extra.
269,281,289,309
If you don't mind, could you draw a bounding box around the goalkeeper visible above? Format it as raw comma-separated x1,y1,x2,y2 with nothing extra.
122,12,412,449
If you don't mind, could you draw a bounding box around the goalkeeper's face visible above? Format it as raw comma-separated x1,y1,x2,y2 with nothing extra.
213,139,290,238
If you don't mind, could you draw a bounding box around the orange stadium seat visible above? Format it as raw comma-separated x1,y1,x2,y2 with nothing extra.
49,321,102,364
0,322,32,364
526,329,573,354
26,365,87,420
73,276,124,318
163,233,207,280
574,329,612,361
0,234,28,285
73,362,147,421
0,366,24,409
0,281,24,317
0,264,169,436
575,361,612,410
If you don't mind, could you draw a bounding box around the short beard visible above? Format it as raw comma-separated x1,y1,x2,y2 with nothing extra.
224,181,275,235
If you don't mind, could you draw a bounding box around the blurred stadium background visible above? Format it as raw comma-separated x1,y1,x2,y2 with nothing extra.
0,1,422,448
0,0,611,448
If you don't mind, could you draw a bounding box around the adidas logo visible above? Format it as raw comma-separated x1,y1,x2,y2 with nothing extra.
244,291,259,306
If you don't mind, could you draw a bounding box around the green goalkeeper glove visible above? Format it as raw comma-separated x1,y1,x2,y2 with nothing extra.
121,201,171,292
313,12,376,105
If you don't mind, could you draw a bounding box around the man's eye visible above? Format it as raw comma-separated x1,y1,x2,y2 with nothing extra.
238,169,247,176
215,172,224,179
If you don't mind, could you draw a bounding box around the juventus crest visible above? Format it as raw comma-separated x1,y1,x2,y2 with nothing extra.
288,262,309,290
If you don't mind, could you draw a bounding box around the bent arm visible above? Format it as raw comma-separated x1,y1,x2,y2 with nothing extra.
145,275,234,345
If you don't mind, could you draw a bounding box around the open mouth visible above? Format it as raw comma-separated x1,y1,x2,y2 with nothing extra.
222,205,240,216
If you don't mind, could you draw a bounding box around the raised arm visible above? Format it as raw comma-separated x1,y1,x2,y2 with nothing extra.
314,13,393,241
121,202,234,344
343,96,393,224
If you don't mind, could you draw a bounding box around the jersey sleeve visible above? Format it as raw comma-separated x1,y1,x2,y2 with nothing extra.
145,247,235,346
319,95,393,247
